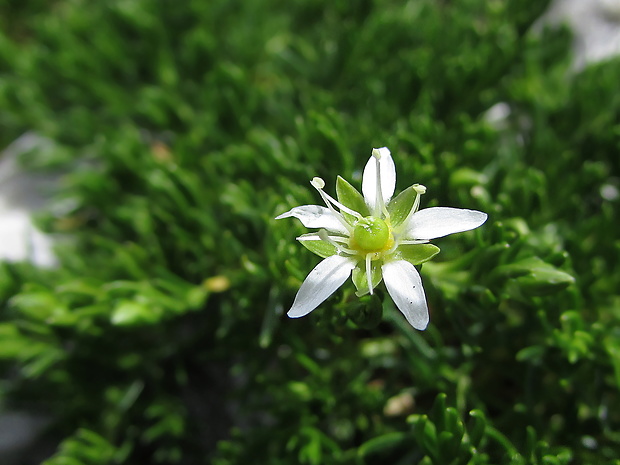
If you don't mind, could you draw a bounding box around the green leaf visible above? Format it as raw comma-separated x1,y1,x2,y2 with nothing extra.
415,415,440,460
493,256,575,295
10,287,67,321
297,234,338,258
468,410,487,448
336,175,368,223
516,345,546,363
43,428,118,465
437,431,456,461
444,407,464,439
394,244,441,265
516,268,575,295
387,185,418,227
604,336,620,388
449,167,488,188
430,393,447,431
0,324,28,359
111,300,161,326
357,432,411,463
287,381,313,402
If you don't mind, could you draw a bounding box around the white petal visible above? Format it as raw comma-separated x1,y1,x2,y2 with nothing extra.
382,260,429,330
288,255,357,318
362,147,396,212
403,207,488,240
276,205,349,235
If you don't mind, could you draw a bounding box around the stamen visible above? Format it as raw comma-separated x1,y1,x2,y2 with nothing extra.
366,253,373,295
373,152,390,219
317,229,358,255
412,191,421,214
311,178,363,221
328,236,350,244
325,191,364,219
310,178,353,233
398,239,430,245
394,184,426,234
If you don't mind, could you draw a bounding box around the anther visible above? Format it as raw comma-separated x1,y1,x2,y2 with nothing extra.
311,177,325,189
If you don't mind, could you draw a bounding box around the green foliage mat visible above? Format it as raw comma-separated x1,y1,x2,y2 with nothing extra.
0,0,619,464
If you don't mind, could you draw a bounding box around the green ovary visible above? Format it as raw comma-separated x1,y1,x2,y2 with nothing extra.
352,217,391,252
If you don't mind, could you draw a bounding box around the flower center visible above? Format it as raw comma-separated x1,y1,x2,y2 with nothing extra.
352,217,391,253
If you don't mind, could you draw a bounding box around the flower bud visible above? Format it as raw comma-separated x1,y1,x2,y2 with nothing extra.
347,294,383,329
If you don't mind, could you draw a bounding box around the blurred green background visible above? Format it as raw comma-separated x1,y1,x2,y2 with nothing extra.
0,0,619,464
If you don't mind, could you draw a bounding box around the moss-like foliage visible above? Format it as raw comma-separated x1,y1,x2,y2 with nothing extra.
1,0,619,464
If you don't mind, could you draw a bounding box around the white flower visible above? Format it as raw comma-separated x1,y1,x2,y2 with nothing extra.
276,147,488,330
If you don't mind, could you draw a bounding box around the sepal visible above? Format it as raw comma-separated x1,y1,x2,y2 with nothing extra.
336,175,368,223
394,244,441,265
387,185,418,228
297,234,339,258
